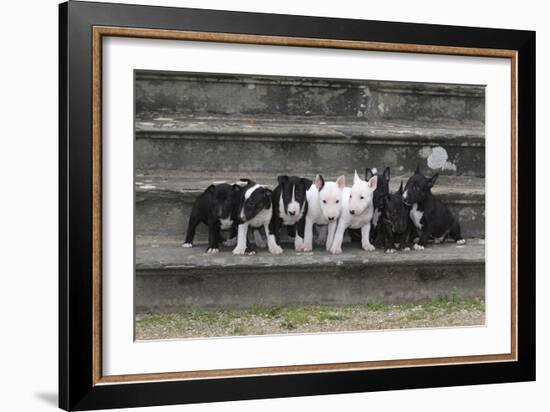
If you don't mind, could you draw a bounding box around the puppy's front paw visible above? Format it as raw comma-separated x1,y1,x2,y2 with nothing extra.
385,248,396,254
302,242,313,252
223,237,237,247
206,248,219,254
294,237,304,252
456,239,466,245
329,244,342,255
362,243,376,252
268,244,283,255
182,243,193,248
232,245,247,255
403,247,411,252
413,244,425,251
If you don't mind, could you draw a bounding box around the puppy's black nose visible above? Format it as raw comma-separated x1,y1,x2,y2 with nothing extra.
350,210,355,215
289,211,296,215
328,217,335,221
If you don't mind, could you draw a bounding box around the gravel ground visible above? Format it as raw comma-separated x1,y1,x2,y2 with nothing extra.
135,298,485,340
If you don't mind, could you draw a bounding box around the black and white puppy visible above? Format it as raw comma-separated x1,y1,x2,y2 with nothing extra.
183,183,242,253
381,181,413,253
233,179,282,255
270,175,312,252
402,166,465,249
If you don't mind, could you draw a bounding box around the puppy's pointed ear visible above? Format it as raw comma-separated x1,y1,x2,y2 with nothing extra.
301,177,313,190
383,167,391,181
414,165,420,174
336,175,346,189
277,175,289,185
315,174,325,190
365,168,374,181
428,173,439,188
263,188,273,207
353,170,362,185
367,175,378,190
397,180,404,195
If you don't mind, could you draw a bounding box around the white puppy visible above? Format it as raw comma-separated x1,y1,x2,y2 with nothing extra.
299,174,345,252
329,171,378,255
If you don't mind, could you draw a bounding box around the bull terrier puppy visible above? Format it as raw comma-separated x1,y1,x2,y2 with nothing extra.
329,171,377,255
300,174,346,252
402,166,465,249
232,179,282,255
270,175,312,252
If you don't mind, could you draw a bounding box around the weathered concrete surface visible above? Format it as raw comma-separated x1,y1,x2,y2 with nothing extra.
135,238,485,312
135,117,484,177
135,174,485,238
136,71,485,123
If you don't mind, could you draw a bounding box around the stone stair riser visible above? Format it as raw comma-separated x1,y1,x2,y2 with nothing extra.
135,262,484,312
137,73,485,123
136,138,484,177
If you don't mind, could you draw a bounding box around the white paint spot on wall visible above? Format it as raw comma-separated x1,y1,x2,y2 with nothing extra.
418,146,457,171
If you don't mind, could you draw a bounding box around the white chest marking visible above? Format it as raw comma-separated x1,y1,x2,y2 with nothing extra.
247,207,272,228
410,203,424,229
219,218,233,230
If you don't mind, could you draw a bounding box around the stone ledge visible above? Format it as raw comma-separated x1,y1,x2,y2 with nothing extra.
135,116,485,147
136,70,486,97
136,238,484,272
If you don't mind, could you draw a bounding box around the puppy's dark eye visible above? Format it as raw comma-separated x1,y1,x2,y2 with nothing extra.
360,196,364,200
322,200,327,204
349,195,352,199
336,200,340,204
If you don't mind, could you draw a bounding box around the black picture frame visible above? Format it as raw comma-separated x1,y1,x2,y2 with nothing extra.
59,1,536,410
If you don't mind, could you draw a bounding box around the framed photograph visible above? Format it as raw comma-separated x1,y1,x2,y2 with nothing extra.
59,1,535,410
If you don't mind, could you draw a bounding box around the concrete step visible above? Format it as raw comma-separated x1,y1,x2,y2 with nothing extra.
135,173,485,239
136,116,485,177
136,71,485,124
135,237,485,313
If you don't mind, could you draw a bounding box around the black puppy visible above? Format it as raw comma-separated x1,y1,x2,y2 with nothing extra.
233,179,281,255
366,167,390,245
381,181,413,253
402,166,465,249
183,183,243,253
270,175,312,251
